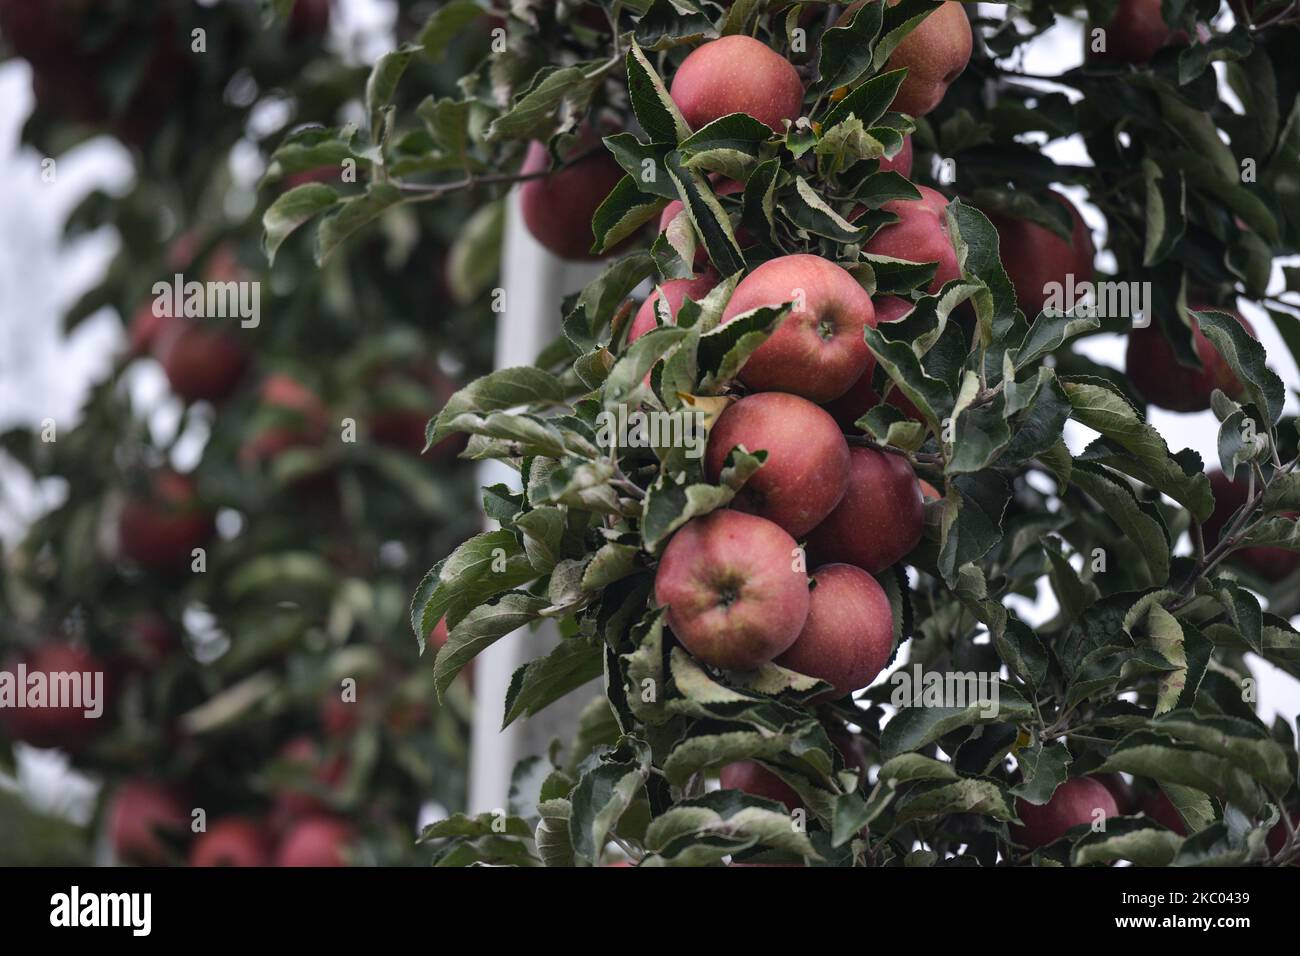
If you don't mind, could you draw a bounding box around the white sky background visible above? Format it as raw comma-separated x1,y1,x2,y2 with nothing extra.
0,1,1293,811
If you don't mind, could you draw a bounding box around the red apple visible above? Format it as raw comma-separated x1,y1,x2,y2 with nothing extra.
988,191,1095,319
704,392,850,537
1266,810,1299,863
839,1,972,117
719,761,801,812
126,303,178,358
1137,787,1187,835
270,736,348,826
117,471,215,574
774,564,894,698
288,0,331,39
0,642,106,751
153,318,250,404
721,254,877,402
880,135,914,178
807,447,924,573
669,35,804,133
122,612,177,670
1125,306,1252,412
821,295,918,430
864,186,961,295
189,818,271,867
519,128,627,261
107,781,189,866
1012,776,1120,849
1086,0,1180,65
1203,470,1300,582
1095,772,1137,815
239,374,330,465
273,816,356,867
654,510,811,671
629,269,721,343
658,178,745,236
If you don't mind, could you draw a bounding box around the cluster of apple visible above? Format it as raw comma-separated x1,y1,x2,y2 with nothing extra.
112,232,466,582
0,637,374,865
491,0,1298,837
103,739,356,868
1013,773,1298,853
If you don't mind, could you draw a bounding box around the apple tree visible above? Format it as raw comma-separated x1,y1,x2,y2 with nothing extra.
271,0,1298,867
0,0,494,865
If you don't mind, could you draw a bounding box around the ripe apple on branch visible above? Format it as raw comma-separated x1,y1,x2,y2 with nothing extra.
262,0,1300,868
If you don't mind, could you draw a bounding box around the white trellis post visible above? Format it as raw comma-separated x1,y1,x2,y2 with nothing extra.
467,189,604,814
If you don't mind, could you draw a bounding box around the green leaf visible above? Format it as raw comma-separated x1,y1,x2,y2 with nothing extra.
825,68,908,129
417,1,491,60
569,738,652,863
1142,160,1185,267
1098,731,1268,815
486,62,607,142
625,41,691,142
503,638,604,729
1064,378,1213,521
1010,742,1072,805
429,367,567,446
410,530,539,645
1194,309,1286,426
894,778,1018,826
316,184,403,264
365,44,420,143
446,198,504,303
816,0,885,91
879,683,1034,761
640,480,736,554
433,592,550,698
262,184,339,265
1069,462,1171,586
1071,818,1183,867
665,153,745,275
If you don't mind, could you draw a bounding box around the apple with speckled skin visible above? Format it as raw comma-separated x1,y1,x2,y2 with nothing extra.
988,191,1095,319
705,392,849,538
864,186,961,296
775,564,894,699
822,295,920,429
839,1,971,117
1012,777,1120,849
721,254,877,402
807,447,924,573
670,35,804,133
654,510,810,671
628,269,721,342
1126,306,1252,413
519,128,627,261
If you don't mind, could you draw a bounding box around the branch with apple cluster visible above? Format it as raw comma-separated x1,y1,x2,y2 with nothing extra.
263,0,1300,867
